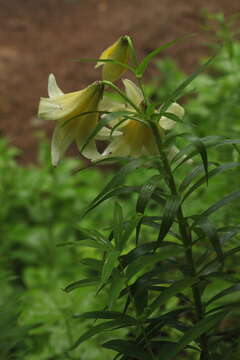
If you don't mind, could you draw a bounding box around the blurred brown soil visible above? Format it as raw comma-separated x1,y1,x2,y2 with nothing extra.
1,0,240,163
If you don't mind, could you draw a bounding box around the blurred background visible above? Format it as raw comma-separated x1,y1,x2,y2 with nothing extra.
1,0,240,163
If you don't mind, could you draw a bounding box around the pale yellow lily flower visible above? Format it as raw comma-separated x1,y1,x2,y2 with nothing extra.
99,79,185,158
38,74,103,165
96,36,130,82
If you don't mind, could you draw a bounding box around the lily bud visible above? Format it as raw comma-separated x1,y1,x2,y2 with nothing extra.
96,35,130,82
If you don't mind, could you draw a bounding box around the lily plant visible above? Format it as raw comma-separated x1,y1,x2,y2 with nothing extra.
37,35,240,360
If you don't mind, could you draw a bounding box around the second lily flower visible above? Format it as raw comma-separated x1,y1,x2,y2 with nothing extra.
98,79,185,158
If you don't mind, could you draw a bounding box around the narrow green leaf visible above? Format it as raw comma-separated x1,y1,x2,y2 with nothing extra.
74,227,114,251
202,190,240,217
126,246,182,281
121,241,158,267
79,258,103,272
103,339,148,360
206,284,240,306
160,54,216,113
137,308,191,345
199,246,240,275
172,136,223,165
182,163,240,201
118,214,142,251
136,35,192,76
64,239,112,251
179,163,215,193
159,312,226,360
81,158,150,218
63,278,98,293
136,175,161,214
132,281,149,314
80,110,133,153
206,301,240,315
173,137,240,169
81,186,136,219
113,202,124,248
136,175,161,245
73,310,136,324
101,250,120,285
108,269,125,310
190,137,209,184
156,195,181,247
148,277,197,315
193,216,224,263
70,320,135,351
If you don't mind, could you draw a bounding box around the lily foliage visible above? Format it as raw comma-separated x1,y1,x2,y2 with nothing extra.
38,35,240,360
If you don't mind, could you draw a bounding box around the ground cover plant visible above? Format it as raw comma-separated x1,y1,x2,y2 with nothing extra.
35,28,240,360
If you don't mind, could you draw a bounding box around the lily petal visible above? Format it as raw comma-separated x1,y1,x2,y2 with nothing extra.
51,120,77,166
38,82,102,122
48,73,64,98
159,102,185,130
82,140,101,161
102,137,130,157
123,79,143,107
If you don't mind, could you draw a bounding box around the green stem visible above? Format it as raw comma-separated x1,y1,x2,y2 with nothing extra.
150,121,209,359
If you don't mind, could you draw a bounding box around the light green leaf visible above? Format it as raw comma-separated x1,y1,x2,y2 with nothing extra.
101,250,120,285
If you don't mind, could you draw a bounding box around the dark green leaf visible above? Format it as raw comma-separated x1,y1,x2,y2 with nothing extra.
136,176,161,214
206,284,240,306
81,158,150,218
63,278,98,293
126,246,183,281
109,269,125,310
73,311,136,324
173,138,240,169
70,320,135,351
118,214,142,251
159,312,226,360
133,285,149,315
179,164,209,193
199,246,240,275
193,216,224,263
113,202,124,248
148,278,197,315
182,163,240,201
156,195,181,247
202,190,240,217
81,186,136,218
189,137,209,184
102,339,148,360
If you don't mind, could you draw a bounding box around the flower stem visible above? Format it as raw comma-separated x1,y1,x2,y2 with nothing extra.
150,121,209,359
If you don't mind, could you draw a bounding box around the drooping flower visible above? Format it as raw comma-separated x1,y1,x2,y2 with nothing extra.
96,36,130,82
99,79,185,158
38,74,104,165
